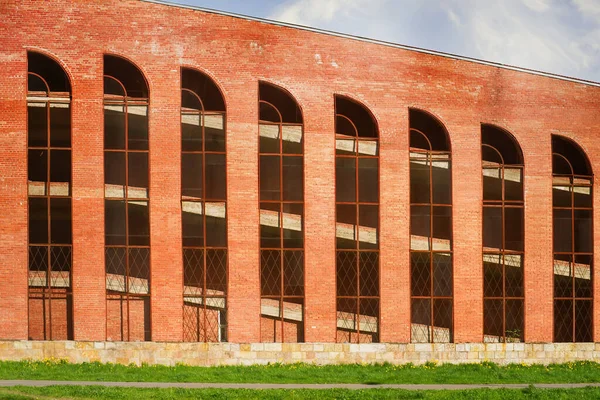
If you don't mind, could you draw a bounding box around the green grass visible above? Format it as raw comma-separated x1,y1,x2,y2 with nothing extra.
1,360,600,384
3,386,600,399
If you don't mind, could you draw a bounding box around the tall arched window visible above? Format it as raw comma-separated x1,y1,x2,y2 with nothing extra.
181,68,228,342
409,109,453,343
27,51,73,340
104,55,150,342
482,125,524,343
335,96,379,343
259,82,304,343
552,135,593,342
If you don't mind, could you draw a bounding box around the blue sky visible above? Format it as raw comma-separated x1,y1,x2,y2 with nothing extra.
170,0,600,82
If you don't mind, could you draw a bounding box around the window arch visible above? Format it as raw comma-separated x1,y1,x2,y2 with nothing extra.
103,55,150,342
27,51,73,340
481,124,524,343
259,82,304,343
409,108,453,343
335,95,379,343
552,135,593,342
180,68,228,342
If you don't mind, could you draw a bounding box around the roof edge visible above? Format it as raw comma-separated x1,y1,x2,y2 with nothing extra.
142,0,600,88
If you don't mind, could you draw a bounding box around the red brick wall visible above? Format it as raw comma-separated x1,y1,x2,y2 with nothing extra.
1,0,600,343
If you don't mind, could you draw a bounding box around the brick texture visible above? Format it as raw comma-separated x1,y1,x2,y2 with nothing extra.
1,0,600,344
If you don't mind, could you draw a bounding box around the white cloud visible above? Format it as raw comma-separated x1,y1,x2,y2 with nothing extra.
267,0,600,81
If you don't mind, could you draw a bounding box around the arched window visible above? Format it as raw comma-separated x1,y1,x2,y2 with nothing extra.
335,96,379,343
103,55,150,342
409,109,453,343
27,51,73,340
481,125,524,343
181,68,227,342
552,135,593,342
259,82,304,342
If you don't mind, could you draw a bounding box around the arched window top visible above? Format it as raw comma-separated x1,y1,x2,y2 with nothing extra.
335,95,377,139
104,54,148,99
409,109,450,151
259,82,302,124
481,124,523,165
552,135,592,176
182,68,225,112
27,51,71,94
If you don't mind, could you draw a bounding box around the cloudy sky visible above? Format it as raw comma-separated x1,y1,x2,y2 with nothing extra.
170,0,600,82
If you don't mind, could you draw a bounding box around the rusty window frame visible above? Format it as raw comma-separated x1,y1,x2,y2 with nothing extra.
258,83,305,343
334,96,380,344
481,127,525,343
552,137,593,343
409,113,453,344
26,60,73,341
180,74,228,343
103,62,151,342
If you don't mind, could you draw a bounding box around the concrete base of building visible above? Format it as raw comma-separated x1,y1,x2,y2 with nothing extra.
0,341,598,366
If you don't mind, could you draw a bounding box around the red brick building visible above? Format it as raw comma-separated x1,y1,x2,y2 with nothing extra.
1,0,600,345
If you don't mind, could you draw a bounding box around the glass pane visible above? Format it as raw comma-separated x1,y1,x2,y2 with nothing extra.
206,249,227,294
410,206,430,251
128,105,148,150
29,197,48,244
574,210,592,253
504,168,523,201
336,204,357,249
205,202,227,248
205,154,226,200
433,299,452,343
282,125,302,154
432,206,451,251
336,251,357,297
336,157,356,203
358,140,378,156
359,252,379,297
259,124,279,154
50,105,71,148
505,254,523,298
181,113,202,152
260,155,280,201
553,254,573,298
182,201,204,247
50,198,72,244
104,105,125,150
183,248,203,291
432,159,451,204
483,207,502,250
28,104,47,147
283,250,304,296
283,203,303,249
104,151,126,197
49,150,71,196
575,300,592,342
554,299,573,342
483,299,503,340
411,252,430,296
358,158,378,203
205,114,225,152
128,201,149,246
282,156,303,201
105,200,126,245
359,204,378,249
573,186,592,208
574,255,592,298
260,202,280,248
552,185,571,208
483,254,503,298
336,138,355,155
28,149,48,194
411,298,431,343
432,253,452,297
128,152,149,198
505,207,523,252
181,153,203,199
553,209,572,253
261,250,281,296
505,299,524,342
410,159,430,204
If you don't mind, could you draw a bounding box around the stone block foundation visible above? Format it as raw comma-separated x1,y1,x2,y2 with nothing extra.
0,341,599,366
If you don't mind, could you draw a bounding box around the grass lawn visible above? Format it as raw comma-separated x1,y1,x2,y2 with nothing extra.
2,386,600,399
1,360,600,384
